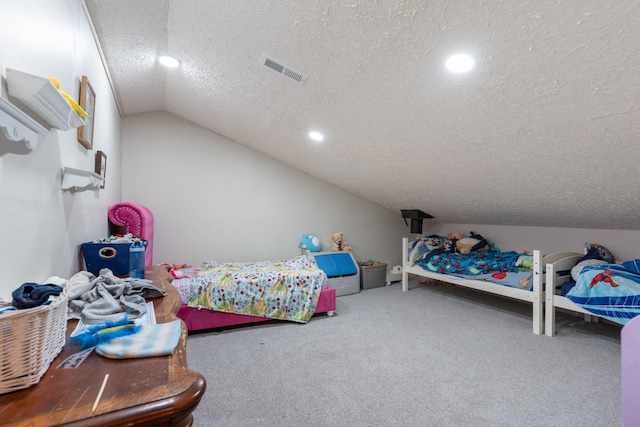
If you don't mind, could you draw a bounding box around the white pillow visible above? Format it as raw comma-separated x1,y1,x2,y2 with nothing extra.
571,259,607,281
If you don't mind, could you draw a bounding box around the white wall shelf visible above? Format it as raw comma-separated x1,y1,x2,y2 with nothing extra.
61,167,103,192
0,96,47,154
6,68,84,131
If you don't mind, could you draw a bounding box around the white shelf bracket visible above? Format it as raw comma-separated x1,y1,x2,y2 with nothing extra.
0,96,47,154
61,167,103,192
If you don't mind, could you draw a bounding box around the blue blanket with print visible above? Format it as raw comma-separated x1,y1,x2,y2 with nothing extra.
566,260,640,325
416,250,530,276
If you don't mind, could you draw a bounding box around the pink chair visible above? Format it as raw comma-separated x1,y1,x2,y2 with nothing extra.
108,202,154,266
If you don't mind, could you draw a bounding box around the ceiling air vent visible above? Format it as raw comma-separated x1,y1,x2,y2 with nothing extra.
261,54,308,85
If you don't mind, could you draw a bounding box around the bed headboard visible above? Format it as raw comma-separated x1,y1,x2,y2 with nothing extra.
108,202,154,266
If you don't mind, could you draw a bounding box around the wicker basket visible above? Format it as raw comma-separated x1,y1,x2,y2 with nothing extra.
0,286,68,394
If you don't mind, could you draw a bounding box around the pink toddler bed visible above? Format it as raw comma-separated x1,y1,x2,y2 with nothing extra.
169,261,336,332
177,287,336,331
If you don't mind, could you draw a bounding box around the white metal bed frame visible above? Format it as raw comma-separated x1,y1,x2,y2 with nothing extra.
401,237,582,335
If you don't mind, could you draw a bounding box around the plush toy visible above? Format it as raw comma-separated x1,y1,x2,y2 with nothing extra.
422,234,446,251
300,234,322,252
570,243,615,281
455,237,481,254
445,232,465,241
331,232,352,252
163,263,194,279
455,232,490,254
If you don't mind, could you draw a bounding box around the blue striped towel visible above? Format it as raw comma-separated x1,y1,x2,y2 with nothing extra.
95,320,181,359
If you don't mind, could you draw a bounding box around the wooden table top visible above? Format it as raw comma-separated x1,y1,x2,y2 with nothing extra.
0,266,206,427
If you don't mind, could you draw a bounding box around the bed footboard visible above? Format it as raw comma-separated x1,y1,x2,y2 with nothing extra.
402,237,410,292
544,254,599,337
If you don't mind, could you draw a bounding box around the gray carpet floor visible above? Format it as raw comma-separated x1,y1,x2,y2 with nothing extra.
186,280,622,426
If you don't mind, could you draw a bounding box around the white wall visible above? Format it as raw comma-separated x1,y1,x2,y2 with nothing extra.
121,111,408,267
0,0,122,300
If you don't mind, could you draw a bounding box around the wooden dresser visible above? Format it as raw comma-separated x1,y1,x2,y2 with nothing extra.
0,266,206,426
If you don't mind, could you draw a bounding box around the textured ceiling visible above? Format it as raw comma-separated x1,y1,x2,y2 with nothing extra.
84,0,640,230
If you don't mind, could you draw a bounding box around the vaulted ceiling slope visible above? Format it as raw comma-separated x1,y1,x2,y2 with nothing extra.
85,0,640,230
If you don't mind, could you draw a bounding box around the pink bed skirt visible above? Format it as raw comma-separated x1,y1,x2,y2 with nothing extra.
177,286,336,332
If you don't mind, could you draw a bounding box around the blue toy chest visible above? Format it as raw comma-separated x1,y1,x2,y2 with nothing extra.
311,251,360,296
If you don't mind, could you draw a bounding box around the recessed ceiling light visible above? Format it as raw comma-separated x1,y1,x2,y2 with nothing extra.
158,55,180,67
445,54,475,73
309,131,324,142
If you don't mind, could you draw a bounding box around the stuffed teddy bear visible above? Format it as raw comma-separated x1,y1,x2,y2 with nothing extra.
444,232,464,252
445,232,465,241
455,232,490,254
331,232,352,252
455,237,482,254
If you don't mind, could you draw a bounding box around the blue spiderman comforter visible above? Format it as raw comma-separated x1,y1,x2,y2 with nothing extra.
566,260,640,325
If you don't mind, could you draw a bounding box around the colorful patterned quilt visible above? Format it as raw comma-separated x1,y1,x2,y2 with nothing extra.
188,256,327,323
566,260,640,325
